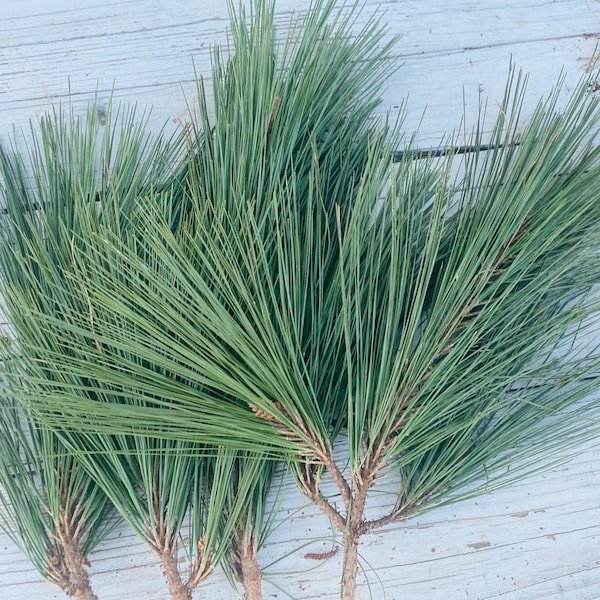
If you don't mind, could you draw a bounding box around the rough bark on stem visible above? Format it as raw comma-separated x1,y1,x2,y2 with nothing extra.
50,502,98,600
340,527,361,600
231,526,263,600
149,485,213,599
340,475,370,600
46,548,97,600
153,532,213,599
160,548,192,600
64,545,97,600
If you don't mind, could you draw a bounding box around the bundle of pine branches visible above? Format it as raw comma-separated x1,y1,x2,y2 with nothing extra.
2,1,600,599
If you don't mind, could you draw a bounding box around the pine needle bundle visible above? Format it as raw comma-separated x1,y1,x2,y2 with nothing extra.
1,2,400,597
0,102,221,599
0,396,111,600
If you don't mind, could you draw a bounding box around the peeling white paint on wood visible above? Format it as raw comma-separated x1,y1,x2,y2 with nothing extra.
1,0,600,598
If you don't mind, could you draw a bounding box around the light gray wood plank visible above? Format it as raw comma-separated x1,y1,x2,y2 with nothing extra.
1,0,599,142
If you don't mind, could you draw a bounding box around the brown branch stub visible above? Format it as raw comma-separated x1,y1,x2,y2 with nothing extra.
360,498,424,535
296,459,347,532
304,546,340,560
159,546,190,600
42,468,100,600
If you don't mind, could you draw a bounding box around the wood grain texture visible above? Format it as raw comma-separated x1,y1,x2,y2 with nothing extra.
1,1,600,598
1,0,599,142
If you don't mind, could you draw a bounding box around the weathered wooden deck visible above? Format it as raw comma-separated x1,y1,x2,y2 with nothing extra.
1,1,600,598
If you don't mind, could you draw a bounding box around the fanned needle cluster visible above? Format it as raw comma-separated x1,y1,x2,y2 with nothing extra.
2,1,600,599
